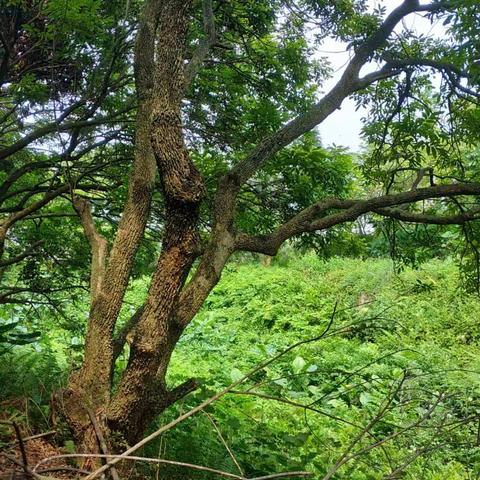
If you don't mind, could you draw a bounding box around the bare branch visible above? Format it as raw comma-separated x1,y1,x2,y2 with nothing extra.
8,431,57,447
229,390,363,430
203,411,245,476
11,422,29,475
322,393,445,480
235,183,480,255
72,196,108,302
0,453,51,480
34,453,311,480
86,409,120,480
185,0,217,88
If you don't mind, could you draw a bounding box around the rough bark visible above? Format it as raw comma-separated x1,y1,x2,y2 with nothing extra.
106,0,204,444
62,0,159,447
234,183,480,255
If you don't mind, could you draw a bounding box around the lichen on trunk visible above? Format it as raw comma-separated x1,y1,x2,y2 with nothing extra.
62,0,206,448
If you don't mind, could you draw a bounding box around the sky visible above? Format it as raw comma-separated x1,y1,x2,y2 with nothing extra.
315,0,445,152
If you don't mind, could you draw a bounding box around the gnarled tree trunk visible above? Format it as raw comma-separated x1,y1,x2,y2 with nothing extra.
61,0,161,450
62,0,208,449
57,0,479,455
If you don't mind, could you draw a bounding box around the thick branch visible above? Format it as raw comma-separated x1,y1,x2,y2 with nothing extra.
235,183,480,255
173,0,457,331
386,57,469,78
374,206,480,224
385,57,480,99
69,0,161,411
107,0,205,437
224,0,442,189
165,378,199,407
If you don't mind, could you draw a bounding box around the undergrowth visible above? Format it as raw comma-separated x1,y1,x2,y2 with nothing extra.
1,255,480,479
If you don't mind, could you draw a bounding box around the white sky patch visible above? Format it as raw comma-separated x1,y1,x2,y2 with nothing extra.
314,0,447,152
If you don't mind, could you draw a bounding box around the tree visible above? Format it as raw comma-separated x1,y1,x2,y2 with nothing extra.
0,0,135,310
1,0,480,451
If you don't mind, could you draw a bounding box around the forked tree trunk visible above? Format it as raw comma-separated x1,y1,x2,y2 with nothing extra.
61,0,206,450
58,0,439,454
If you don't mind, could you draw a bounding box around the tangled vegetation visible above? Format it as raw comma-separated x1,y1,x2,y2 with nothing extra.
1,0,480,477
2,255,480,479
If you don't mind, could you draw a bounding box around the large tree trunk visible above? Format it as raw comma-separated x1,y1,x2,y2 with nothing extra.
107,0,203,443
61,0,206,449
61,0,160,451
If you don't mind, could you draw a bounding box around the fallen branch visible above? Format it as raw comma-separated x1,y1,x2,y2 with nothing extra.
8,430,56,447
86,409,120,480
34,453,311,480
0,453,54,480
11,422,29,474
37,466,91,475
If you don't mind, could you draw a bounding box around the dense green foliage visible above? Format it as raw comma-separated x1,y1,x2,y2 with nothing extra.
2,0,480,477
2,255,480,478
1,0,480,309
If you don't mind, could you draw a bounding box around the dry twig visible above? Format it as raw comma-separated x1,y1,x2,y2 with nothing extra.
86,409,120,480
33,453,311,480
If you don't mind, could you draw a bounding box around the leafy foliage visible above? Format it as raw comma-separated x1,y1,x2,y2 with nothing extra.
148,257,480,478
2,255,480,477
1,0,480,477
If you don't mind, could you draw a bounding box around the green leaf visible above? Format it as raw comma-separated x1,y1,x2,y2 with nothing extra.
292,356,306,374
359,392,371,406
230,368,244,383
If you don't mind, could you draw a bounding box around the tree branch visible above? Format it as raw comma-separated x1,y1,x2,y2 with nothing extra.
34,453,311,480
235,183,480,255
184,0,217,89
174,0,459,331
0,184,74,261
86,409,120,480
72,196,108,302
0,161,53,199
85,317,338,479
112,306,144,361
374,206,480,224
0,106,133,161
222,0,444,190
165,378,199,406
0,240,44,267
